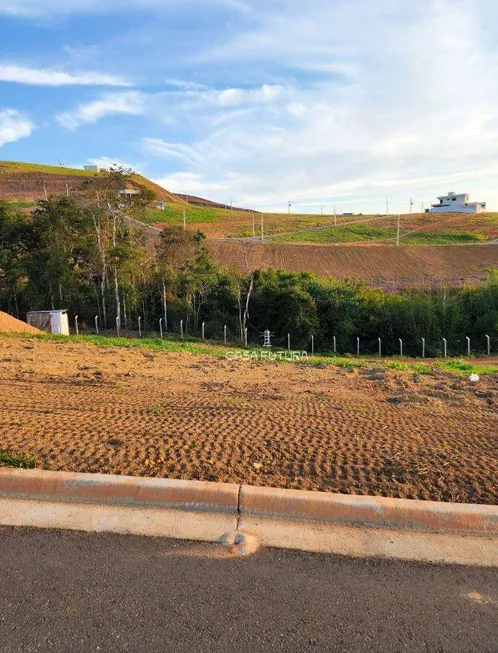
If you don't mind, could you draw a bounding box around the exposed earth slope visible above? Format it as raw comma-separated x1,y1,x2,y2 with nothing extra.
206,240,498,282
0,161,180,204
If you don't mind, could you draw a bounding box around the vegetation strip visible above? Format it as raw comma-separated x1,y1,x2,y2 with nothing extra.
1,331,497,374
1,171,498,358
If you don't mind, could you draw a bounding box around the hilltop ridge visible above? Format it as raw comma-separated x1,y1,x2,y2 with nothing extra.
0,160,181,204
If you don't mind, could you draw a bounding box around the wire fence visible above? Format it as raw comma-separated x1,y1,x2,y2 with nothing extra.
76,316,494,360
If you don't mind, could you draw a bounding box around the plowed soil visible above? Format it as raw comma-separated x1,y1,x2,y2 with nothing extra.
206,241,498,281
1,337,497,504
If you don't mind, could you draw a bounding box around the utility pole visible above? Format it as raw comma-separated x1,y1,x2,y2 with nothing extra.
333,204,337,226
410,198,413,214
386,198,389,216
396,215,401,246
230,197,234,211
260,213,264,243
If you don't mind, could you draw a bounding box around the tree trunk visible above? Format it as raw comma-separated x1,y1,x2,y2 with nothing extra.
91,210,107,327
13,284,19,319
112,212,120,324
122,292,127,330
114,270,121,326
162,280,168,331
242,275,254,338
238,287,243,342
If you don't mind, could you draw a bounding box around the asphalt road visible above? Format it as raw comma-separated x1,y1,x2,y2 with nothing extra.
0,527,497,653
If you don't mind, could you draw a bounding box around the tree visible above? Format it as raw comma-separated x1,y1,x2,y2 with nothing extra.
0,202,30,316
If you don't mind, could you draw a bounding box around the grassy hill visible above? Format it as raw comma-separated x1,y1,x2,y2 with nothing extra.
2,160,498,248
0,160,180,204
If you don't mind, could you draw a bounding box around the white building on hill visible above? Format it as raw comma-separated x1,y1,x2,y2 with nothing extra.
429,191,486,214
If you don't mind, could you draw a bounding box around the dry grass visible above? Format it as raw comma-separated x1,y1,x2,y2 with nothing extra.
0,161,97,177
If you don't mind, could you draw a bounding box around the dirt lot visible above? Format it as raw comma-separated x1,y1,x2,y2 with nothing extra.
1,337,497,504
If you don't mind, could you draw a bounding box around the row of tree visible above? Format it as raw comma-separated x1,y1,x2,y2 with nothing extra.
1,171,497,356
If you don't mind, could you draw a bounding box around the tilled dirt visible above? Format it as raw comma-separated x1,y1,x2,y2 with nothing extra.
0,337,497,503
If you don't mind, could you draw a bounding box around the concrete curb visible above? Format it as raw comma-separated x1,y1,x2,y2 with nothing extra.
239,485,498,533
0,469,238,513
0,469,497,566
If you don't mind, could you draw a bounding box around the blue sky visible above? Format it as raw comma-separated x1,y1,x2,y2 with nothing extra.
1,0,498,213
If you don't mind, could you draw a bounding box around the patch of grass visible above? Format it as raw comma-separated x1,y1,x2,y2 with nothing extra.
230,217,334,238
277,223,396,244
13,200,37,208
0,449,36,469
435,359,498,375
145,204,263,227
145,206,220,225
0,160,97,177
402,231,488,245
1,331,497,375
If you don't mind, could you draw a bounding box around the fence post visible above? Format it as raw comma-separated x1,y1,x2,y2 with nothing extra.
180,320,184,340
378,337,382,356
138,316,142,337
202,322,206,340
399,338,403,357
159,318,163,339
116,316,121,338
333,336,337,354
287,333,291,351
244,327,248,346
75,315,79,336
95,315,99,335
486,334,491,356
466,336,470,357
442,338,447,358
224,325,227,345
311,335,314,357
422,337,425,358
356,337,360,356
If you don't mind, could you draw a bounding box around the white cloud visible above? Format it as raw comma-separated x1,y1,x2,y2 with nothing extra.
141,0,498,212
56,82,286,132
0,0,249,18
205,84,285,106
155,171,231,194
6,0,498,212
164,78,208,91
57,91,146,129
0,108,34,147
0,63,130,86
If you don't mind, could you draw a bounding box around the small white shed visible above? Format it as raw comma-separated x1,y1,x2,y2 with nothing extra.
27,310,70,335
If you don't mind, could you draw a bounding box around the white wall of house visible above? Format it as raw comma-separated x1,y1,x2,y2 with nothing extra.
429,191,486,214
